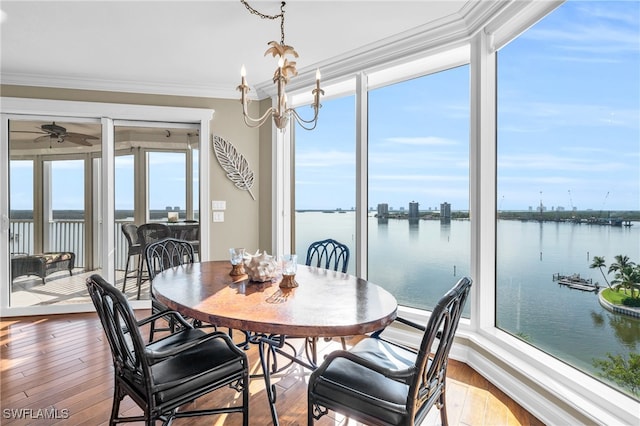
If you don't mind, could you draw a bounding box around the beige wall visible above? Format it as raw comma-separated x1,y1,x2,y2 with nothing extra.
1,84,273,260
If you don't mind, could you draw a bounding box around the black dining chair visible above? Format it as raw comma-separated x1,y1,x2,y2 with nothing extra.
308,276,472,426
305,238,350,274
120,223,141,293
135,223,170,299
145,237,197,341
304,238,351,363
86,273,249,426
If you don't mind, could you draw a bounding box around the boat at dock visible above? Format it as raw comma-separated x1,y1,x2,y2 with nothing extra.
552,273,600,292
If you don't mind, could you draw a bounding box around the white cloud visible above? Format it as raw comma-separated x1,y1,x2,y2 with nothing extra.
384,136,457,146
498,154,627,172
296,150,354,168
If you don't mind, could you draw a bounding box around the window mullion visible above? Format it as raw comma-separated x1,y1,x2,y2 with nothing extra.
355,72,368,279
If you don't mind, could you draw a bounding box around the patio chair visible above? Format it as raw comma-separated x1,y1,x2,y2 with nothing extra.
308,276,472,426
135,223,170,299
121,223,141,293
86,273,249,426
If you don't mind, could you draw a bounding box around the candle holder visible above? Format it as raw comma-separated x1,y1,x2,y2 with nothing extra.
280,254,298,288
229,248,246,276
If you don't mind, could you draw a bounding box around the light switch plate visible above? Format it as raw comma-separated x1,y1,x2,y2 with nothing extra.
213,211,225,222
212,200,226,210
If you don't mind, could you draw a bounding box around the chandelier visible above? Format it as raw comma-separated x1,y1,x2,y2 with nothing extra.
237,1,323,130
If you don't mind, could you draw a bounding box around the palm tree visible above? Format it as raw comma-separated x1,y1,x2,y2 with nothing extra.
609,255,637,297
590,256,611,289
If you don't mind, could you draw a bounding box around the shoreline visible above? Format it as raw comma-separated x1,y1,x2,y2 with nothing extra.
598,291,640,319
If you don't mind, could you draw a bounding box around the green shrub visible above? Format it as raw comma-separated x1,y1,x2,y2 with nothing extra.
622,297,640,307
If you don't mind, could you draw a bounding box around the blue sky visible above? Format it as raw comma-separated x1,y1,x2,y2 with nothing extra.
294,0,640,212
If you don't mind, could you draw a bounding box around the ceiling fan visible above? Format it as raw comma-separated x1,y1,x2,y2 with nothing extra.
14,122,98,146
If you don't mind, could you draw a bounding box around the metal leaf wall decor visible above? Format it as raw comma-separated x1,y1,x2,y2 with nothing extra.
213,135,256,200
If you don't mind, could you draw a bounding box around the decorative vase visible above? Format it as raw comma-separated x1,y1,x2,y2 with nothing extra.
280,254,298,288
243,250,278,282
229,248,246,276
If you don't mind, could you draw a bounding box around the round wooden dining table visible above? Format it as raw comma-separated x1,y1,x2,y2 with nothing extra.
152,260,398,426
152,260,398,339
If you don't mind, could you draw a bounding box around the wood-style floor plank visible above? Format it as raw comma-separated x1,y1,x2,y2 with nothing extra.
1,313,544,426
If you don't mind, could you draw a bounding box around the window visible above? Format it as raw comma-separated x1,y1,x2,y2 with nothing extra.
147,151,187,221
294,95,356,273
368,67,471,314
496,0,640,399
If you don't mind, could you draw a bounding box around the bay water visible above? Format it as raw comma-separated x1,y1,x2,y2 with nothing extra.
295,211,640,387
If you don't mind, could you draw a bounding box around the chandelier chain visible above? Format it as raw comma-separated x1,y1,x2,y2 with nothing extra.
240,0,286,45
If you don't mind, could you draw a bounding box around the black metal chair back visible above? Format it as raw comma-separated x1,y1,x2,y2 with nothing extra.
145,237,195,280
308,276,472,426
86,274,249,425
305,238,350,273
144,238,195,340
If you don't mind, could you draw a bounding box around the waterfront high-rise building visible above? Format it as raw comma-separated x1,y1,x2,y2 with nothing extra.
440,202,451,221
408,201,419,219
377,203,389,218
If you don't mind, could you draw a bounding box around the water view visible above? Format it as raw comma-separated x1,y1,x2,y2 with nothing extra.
295,211,640,396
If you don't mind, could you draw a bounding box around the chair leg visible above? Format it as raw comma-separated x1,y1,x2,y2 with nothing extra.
122,254,131,292
110,381,124,426
243,374,249,426
136,255,144,300
439,388,449,426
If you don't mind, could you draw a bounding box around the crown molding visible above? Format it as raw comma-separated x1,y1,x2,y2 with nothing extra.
0,1,540,102
0,72,241,100
255,0,509,99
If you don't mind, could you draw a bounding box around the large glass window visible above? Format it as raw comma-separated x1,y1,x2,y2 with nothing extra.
368,67,471,314
497,0,640,399
294,95,356,274
147,151,187,221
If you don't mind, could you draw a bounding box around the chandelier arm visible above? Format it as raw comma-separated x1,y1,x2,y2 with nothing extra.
242,106,276,128
289,108,320,131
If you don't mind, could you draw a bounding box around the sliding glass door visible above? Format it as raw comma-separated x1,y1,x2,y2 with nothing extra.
2,116,201,314
8,118,102,308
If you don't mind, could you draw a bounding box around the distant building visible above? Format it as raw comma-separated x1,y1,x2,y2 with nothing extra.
377,203,389,218
377,203,389,224
440,202,451,221
409,201,419,219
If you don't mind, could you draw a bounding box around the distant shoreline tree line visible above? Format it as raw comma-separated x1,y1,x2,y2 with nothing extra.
10,209,640,222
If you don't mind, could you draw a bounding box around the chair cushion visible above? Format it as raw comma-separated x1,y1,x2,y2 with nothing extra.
311,338,417,425
146,329,245,407
42,252,73,263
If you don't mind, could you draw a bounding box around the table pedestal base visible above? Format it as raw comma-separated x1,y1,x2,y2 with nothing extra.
250,333,316,426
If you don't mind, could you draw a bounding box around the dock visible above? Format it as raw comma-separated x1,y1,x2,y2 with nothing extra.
553,273,599,293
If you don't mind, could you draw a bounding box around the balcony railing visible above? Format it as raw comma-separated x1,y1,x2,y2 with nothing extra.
9,220,131,270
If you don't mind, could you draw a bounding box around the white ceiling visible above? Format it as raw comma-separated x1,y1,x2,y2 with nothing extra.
0,1,500,100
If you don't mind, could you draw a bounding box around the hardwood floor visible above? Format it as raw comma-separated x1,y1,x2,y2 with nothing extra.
1,312,543,426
